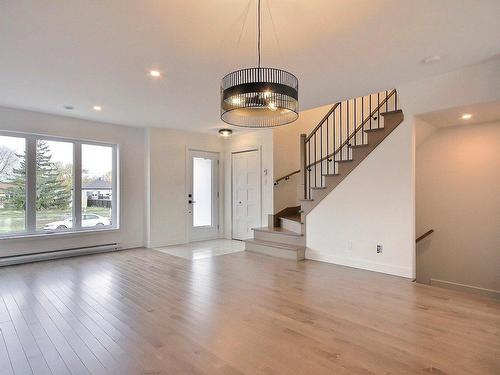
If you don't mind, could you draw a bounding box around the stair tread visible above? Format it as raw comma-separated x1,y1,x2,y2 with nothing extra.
336,159,353,163
348,143,369,148
252,226,303,237
245,238,304,251
300,198,314,201
381,109,403,116
323,173,339,176
311,186,326,190
364,127,385,133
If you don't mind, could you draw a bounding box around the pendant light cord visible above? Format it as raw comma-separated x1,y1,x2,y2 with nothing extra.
257,0,261,68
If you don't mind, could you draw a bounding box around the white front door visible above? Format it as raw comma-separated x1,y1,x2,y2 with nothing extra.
188,150,219,241
232,150,261,240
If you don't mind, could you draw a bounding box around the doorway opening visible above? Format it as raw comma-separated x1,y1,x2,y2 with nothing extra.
231,149,262,240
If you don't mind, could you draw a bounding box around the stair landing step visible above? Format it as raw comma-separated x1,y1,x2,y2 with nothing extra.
252,226,303,237
244,239,304,251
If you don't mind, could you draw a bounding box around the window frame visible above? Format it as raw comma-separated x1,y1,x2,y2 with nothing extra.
0,130,118,239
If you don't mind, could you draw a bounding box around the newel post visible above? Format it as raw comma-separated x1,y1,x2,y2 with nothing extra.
300,133,307,200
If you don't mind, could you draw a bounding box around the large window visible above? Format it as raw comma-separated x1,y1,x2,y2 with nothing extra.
36,140,74,231
82,144,113,228
0,131,117,237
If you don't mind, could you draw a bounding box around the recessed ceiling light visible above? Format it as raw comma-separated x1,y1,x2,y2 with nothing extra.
93,105,102,111
461,113,472,120
64,105,74,110
149,70,161,78
218,129,233,138
422,55,441,64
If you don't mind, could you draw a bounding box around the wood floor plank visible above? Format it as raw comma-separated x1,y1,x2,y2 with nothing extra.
0,329,15,375
0,247,498,375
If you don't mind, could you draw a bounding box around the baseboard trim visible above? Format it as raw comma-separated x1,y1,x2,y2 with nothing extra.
306,249,413,278
430,278,500,299
0,243,121,267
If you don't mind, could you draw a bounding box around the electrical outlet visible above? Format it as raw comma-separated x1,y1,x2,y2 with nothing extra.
377,244,383,254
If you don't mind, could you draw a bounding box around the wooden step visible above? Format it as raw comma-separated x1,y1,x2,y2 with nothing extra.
336,159,353,163
348,143,369,149
253,226,306,246
244,239,305,260
253,226,302,237
364,127,385,133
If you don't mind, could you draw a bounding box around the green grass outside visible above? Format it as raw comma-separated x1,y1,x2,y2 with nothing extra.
0,206,111,234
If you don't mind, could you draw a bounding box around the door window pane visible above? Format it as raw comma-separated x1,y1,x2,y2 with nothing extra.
0,136,26,234
36,140,73,231
193,157,212,227
82,144,112,227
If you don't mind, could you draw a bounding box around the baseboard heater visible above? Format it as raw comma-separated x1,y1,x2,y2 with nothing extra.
0,243,120,267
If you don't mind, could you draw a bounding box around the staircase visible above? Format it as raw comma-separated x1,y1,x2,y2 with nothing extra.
244,89,404,260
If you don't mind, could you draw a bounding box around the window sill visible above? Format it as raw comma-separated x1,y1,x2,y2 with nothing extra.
0,227,119,241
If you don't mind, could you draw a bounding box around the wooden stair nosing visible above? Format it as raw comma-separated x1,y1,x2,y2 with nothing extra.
252,226,303,237
244,239,304,251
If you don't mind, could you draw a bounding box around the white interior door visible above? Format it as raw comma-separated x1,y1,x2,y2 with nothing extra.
188,150,219,241
232,150,261,240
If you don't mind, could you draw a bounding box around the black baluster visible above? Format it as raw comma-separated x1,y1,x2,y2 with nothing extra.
362,96,365,144
377,92,380,129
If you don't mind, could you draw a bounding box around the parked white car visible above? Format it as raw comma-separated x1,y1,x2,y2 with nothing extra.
44,214,110,230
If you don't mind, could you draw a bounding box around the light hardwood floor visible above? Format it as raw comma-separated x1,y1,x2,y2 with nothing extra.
0,248,498,374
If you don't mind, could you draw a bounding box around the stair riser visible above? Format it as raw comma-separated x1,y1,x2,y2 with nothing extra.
254,230,306,246
280,217,303,234
245,242,305,260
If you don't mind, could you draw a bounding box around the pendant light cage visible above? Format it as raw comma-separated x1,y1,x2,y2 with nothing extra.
220,67,299,127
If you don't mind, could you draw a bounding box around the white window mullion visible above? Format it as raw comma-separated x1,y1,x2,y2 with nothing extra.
112,145,118,227
74,142,82,229
25,137,37,233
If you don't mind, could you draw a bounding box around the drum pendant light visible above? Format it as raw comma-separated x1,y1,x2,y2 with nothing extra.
220,0,299,128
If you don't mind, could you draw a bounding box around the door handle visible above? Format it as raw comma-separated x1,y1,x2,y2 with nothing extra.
189,200,196,204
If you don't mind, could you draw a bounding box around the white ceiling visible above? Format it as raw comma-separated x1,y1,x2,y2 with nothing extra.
1,0,500,133
418,100,500,128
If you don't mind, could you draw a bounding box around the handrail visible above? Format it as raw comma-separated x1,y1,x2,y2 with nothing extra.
305,102,341,142
274,103,340,185
416,229,434,243
306,89,396,169
274,89,398,187
274,169,300,185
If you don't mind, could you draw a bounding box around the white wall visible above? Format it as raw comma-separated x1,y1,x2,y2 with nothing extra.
146,127,223,247
416,121,500,295
223,129,273,239
0,106,146,256
306,57,500,279
307,121,414,277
